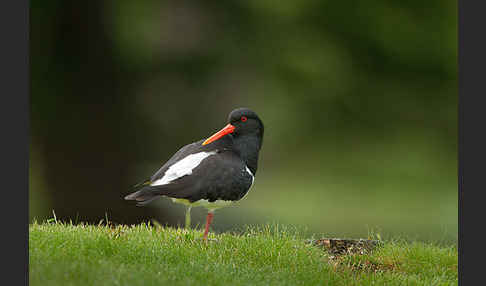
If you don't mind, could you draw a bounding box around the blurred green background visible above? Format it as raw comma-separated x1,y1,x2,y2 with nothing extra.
30,1,457,242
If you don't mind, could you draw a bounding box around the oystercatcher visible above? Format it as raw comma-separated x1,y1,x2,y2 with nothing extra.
125,108,264,240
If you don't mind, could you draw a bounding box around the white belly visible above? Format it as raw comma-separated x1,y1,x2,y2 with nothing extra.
171,198,234,212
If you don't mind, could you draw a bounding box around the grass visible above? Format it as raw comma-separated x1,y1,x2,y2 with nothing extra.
29,221,457,286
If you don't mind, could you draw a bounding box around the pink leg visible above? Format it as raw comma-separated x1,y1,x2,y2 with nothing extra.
203,212,214,241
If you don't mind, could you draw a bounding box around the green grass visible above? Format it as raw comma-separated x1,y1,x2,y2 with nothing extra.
29,222,457,286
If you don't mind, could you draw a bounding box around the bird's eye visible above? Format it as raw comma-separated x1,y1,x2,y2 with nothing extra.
241,116,247,122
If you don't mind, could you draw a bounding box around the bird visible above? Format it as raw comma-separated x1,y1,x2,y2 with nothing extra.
125,108,264,241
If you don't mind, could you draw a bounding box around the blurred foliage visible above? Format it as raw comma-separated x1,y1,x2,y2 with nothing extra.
30,0,457,241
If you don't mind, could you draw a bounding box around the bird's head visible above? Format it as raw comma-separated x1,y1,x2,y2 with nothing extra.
202,108,264,146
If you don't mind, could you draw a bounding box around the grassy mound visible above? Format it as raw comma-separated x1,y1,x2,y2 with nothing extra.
29,222,457,286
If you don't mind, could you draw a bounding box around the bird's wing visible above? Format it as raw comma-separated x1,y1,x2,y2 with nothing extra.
130,140,204,189
126,136,243,205
150,150,253,201
148,139,205,183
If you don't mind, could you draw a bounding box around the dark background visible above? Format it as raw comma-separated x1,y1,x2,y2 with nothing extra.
30,1,457,242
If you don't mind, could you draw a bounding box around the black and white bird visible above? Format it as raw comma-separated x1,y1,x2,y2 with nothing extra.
125,108,264,240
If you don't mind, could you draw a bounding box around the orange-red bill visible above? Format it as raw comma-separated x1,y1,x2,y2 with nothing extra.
202,124,235,145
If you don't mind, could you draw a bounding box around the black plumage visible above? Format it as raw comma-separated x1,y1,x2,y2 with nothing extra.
124,108,264,240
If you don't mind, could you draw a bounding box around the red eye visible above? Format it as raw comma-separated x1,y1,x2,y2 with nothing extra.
241,116,247,122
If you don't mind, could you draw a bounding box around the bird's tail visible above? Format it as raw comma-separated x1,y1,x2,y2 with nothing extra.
125,178,194,206
124,184,161,206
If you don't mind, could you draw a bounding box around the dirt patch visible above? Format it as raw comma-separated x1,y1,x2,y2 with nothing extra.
309,238,382,256
308,238,398,274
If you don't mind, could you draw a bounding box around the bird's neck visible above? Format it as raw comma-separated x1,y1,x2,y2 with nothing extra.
233,134,262,175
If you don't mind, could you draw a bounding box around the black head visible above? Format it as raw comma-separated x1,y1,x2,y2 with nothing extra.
202,108,264,173
227,108,264,141
202,108,264,147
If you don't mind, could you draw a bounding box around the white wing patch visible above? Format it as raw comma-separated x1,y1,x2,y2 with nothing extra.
245,166,254,186
239,166,255,201
151,151,217,186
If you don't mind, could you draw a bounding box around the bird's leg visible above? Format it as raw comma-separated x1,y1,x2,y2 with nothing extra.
185,206,192,229
203,211,214,241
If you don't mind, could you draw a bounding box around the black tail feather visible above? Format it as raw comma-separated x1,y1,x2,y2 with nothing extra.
125,180,196,206
125,185,166,206
125,185,151,199
135,195,161,206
